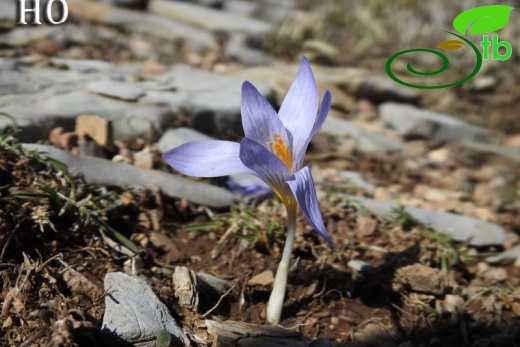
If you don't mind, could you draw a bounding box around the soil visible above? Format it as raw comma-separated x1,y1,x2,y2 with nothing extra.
1,127,519,346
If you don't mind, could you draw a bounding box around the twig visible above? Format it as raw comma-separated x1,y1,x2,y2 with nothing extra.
202,271,250,318
211,222,238,260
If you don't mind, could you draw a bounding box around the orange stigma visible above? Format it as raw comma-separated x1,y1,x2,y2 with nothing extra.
268,132,292,170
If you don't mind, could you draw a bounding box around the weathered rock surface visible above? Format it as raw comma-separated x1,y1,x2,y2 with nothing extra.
320,116,408,154
22,144,236,208
67,0,215,50
157,127,212,153
348,196,506,247
101,272,190,347
149,0,272,35
141,64,275,136
85,80,145,101
379,102,489,142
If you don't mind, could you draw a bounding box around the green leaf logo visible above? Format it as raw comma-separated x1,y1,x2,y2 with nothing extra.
453,5,514,35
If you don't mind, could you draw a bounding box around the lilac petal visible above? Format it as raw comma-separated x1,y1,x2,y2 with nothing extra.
239,138,291,198
278,56,318,159
294,90,332,168
287,166,333,248
162,140,255,177
241,81,290,150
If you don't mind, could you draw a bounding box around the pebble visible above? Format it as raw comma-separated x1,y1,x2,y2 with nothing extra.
248,270,274,287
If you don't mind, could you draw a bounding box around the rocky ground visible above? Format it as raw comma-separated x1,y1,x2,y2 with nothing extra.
0,0,519,346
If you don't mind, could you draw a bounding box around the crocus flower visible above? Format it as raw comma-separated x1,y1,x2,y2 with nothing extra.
162,56,333,324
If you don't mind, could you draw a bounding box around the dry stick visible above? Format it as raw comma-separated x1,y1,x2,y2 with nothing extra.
201,271,251,318
211,222,239,260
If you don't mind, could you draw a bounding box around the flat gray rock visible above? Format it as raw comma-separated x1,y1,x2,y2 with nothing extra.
379,103,489,142
320,116,408,154
460,140,520,164
0,58,18,71
22,144,236,208
355,76,421,103
486,245,520,264
30,91,173,141
50,58,117,73
141,65,275,137
101,272,190,347
1,27,60,46
350,196,506,247
337,170,376,194
67,0,215,51
157,127,212,153
149,0,272,35
86,80,145,101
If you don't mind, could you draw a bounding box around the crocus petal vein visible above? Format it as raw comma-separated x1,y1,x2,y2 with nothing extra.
294,90,332,169
162,140,254,177
239,138,291,198
287,166,333,248
241,81,290,151
278,56,319,160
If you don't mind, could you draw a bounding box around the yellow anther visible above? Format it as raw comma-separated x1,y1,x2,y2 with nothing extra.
268,132,292,170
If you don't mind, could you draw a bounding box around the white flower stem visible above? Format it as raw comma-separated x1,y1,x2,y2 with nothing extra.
266,205,297,324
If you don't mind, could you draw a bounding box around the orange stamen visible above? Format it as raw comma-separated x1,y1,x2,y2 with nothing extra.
268,132,292,170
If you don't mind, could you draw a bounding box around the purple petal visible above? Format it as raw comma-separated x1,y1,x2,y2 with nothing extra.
239,138,291,199
287,166,333,248
294,90,332,168
162,140,255,177
241,81,290,151
278,56,318,161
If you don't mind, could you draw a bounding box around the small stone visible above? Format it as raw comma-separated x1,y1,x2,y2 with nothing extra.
477,262,508,283
248,270,274,287
2,316,14,330
347,259,373,274
112,154,133,164
514,256,520,268
511,302,520,316
506,134,520,147
58,132,78,151
133,147,154,169
76,114,114,150
49,127,65,147
428,147,450,163
356,216,377,237
469,76,497,92
394,264,446,295
436,294,465,316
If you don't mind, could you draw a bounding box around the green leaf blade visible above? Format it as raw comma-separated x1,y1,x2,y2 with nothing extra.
453,5,514,35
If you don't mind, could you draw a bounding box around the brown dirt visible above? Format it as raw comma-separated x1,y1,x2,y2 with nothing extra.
1,126,519,346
